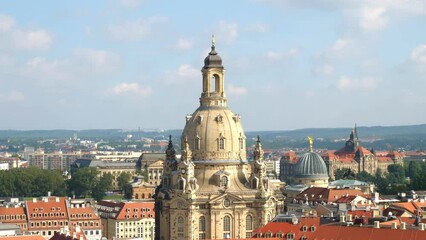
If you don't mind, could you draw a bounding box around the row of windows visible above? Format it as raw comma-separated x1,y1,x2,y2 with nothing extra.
33,207,61,212
31,220,68,228
125,208,153,213
0,214,26,220
31,212,65,218
70,213,93,218
124,214,154,219
193,137,245,150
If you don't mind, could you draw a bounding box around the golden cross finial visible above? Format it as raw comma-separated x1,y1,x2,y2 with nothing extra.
308,136,313,152
212,34,215,47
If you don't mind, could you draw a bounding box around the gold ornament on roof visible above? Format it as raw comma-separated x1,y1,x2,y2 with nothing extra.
308,136,313,152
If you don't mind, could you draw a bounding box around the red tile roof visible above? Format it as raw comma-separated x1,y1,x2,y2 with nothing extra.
0,236,45,240
295,187,366,203
0,207,27,223
26,197,68,221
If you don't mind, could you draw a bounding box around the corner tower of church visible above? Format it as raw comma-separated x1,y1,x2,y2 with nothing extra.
155,38,284,240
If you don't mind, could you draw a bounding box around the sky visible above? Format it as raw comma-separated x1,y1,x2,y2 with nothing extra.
0,0,426,131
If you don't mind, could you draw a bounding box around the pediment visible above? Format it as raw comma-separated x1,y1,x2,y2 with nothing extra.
209,192,243,204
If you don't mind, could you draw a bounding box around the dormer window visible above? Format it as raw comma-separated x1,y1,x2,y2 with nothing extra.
218,137,225,150
194,136,201,150
215,114,223,123
302,225,307,232
311,226,316,232
221,176,228,188
287,232,295,240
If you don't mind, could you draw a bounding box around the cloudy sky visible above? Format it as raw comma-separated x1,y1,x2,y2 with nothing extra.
1,0,426,131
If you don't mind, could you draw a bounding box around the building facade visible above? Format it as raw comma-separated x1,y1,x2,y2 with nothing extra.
94,201,155,240
155,40,284,240
280,127,404,181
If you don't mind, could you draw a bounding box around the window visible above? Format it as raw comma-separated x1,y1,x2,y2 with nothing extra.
199,233,206,239
221,176,228,188
194,137,201,150
265,232,272,238
239,138,244,149
223,216,231,232
178,179,184,190
302,225,307,232
218,138,225,150
311,226,316,232
199,216,206,231
177,216,184,233
246,232,252,238
287,232,294,240
246,215,253,230
177,216,184,240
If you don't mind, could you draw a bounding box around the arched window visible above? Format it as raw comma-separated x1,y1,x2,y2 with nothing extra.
239,137,244,150
219,138,225,150
199,216,206,231
194,137,201,150
198,216,206,239
221,176,228,187
178,179,184,190
246,215,253,230
223,215,231,238
177,216,184,240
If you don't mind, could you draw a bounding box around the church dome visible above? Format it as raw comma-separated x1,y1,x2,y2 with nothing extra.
182,106,246,161
294,152,329,179
182,40,246,162
204,46,223,68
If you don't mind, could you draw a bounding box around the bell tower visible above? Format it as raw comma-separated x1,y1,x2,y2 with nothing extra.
201,35,227,107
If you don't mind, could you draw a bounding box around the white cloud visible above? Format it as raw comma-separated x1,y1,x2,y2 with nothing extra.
246,22,270,33
215,21,238,44
227,84,247,96
359,6,388,32
163,64,199,85
336,76,378,92
0,14,53,51
108,83,152,97
410,44,426,64
266,48,299,60
13,29,53,50
0,14,15,32
120,0,142,8
107,17,168,41
0,90,25,102
176,38,194,52
21,48,121,91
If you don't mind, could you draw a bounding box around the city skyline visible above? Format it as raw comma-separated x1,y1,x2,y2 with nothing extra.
1,1,426,131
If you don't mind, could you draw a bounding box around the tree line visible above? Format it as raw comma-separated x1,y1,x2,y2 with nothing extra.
0,167,137,201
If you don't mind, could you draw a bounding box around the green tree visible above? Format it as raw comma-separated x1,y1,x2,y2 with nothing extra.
123,183,133,200
68,167,99,197
334,168,355,180
117,172,133,190
355,171,375,183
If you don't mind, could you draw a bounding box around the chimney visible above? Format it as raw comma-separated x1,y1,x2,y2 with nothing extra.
56,197,59,202
340,215,346,223
419,223,425,231
391,222,397,229
401,222,406,230
32,198,37,203
374,221,380,229
48,191,51,197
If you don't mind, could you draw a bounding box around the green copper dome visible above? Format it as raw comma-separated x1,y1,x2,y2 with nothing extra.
294,152,329,179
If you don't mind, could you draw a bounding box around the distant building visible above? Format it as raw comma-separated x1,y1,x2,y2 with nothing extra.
136,153,165,186
23,150,83,171
94,201,155,240
70,159,136,189
0,196,102,240
280,127,404,181
131,176,156,200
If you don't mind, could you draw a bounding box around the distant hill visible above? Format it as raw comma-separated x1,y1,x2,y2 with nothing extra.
1,124,426,140
246,124,426,140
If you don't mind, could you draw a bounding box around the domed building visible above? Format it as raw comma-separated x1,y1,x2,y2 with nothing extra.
155,39,284,240
293,151,329,187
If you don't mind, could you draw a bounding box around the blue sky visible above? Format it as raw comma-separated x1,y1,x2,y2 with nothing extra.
1,0,426,131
